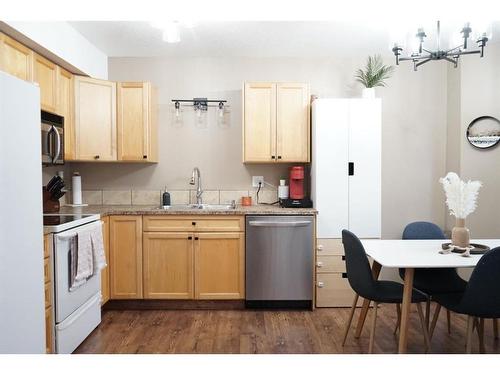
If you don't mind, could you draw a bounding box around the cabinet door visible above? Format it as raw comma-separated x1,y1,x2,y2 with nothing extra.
117,82,156,161
348,99,381,238
101,217,110,305
74,77,117,161
143,232,194,299
45,306,53,354
0,32,33,81
276,82,310,162
110,216,143,299
194,232,245,299
33,53,57,113
56,67,75,160
243,82,276,163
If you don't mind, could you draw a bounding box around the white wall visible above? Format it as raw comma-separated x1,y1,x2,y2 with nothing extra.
66,55,449,239
1,21,108,79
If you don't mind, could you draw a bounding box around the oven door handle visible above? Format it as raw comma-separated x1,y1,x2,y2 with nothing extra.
248,220,311,227
51,125,61,163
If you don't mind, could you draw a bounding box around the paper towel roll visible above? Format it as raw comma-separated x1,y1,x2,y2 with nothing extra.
72,173,82,205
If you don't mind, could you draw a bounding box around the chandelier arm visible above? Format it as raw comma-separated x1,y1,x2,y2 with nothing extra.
442,56,458,64
399,54,432,62
415,58,432,68
455,50,481,56
445,46,463,54
422,48,433,54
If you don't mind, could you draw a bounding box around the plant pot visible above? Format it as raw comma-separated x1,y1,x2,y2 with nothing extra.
451,218,470,248
362,87,376,99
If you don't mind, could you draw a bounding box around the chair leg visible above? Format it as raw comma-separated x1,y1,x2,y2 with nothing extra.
342,294,359,346
417,303,431,353
494,319,499,340
368,302,378,354
425,300,431,329
466,316,474,354
429,304,441,339
447,309,451,334
394,304,401,335
478,318,485,354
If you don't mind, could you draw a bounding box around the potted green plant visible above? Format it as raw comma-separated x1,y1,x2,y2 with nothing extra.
355,55,395,98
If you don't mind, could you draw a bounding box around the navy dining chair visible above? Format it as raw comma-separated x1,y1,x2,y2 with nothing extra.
432,247,500,353
341,230,430,353
399,222,467,334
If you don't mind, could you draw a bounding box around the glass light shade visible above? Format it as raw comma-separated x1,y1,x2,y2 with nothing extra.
194,107,208,129
217,104,230,128
170,103,184,127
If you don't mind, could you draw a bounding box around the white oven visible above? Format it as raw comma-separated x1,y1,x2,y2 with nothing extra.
45,214,102,354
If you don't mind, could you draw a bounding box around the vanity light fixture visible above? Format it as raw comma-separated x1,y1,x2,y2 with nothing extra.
171,98,229,128
392,20,491,71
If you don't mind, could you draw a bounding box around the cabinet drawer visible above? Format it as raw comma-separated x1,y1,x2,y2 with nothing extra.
316,255,345,273
316,273,361,307
44,281,52,307
44,257,51,282
316,238,344,256
143,216,244,232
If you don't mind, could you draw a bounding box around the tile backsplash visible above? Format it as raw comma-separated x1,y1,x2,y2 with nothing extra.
65,188,278,206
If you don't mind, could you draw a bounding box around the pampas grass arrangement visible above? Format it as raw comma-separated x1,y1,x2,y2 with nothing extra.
440,172,482,249
440,172,482,219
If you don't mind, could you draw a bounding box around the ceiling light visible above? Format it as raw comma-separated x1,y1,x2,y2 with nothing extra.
162,22,180,43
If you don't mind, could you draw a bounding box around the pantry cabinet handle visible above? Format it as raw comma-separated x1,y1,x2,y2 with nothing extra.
342,272,348,278
342,255,345,261
271,156,276,159
192,222,196,226
143,155,147,159
188,236,192,240
194,237,199,240
94,155,100,160
277,155,282,159
317,282,324,288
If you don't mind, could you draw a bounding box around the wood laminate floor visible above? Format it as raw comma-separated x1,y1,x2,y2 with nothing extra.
75,303,500,354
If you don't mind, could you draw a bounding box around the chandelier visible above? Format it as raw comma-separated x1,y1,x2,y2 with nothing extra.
391,21,490,71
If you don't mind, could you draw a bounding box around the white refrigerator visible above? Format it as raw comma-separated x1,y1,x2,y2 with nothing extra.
0,71,46,353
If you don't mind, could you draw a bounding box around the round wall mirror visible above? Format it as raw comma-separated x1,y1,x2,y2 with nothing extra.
466,116,500,149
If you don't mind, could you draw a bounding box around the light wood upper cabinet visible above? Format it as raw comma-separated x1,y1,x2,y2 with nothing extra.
143,232,194,299
74,76,117,161
194,232,245,299
110,216,142,299
33,53,57,113
276,83,310,162
0,32,33,81
56,67,75,160
243,81,310,163
117,82,158,162
243,82,276,162
101,217,110,305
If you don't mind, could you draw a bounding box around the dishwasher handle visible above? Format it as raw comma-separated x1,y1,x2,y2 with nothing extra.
248,220,311,227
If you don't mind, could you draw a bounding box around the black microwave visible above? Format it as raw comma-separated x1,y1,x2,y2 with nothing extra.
41,111,64,165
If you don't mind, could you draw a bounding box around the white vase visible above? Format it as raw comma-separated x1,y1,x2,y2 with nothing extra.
362,87,376,99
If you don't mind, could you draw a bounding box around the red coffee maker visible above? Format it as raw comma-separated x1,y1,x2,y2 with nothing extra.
289,166,305,199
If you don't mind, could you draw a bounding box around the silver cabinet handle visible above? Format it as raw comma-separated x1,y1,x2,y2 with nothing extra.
248,221,311,227
317,282,324,288
51,125,61,163
316,261,323,268
317,244,324,251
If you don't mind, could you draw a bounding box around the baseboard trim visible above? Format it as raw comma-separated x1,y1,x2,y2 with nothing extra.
103,299,246,310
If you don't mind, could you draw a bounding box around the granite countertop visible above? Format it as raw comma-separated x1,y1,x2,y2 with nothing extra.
56,204,317,217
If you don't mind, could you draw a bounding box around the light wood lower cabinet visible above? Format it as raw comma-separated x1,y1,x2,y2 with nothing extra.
143,232,194,299
110,216,143,299
43,234,54,354
101,217,110,305
195,232,245,299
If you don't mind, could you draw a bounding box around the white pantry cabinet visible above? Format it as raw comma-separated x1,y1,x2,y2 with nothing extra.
311,98,381,307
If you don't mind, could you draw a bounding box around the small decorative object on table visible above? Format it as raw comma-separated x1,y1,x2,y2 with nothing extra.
355,55,395,98
439,172,482,256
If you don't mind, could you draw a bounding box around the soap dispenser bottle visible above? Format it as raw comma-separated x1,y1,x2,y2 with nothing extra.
162,186,171,206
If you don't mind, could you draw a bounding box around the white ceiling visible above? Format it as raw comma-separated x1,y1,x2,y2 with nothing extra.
69,21,500,58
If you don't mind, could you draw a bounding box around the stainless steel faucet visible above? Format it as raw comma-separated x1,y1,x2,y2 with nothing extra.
189,167,203,204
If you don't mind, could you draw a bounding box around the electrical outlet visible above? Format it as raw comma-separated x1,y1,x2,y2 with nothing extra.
252,176,264,188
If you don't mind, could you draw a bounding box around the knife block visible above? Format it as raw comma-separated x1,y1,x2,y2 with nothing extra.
43,187,60,213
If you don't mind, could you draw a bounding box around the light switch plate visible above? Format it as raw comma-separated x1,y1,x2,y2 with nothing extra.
252,176,264,187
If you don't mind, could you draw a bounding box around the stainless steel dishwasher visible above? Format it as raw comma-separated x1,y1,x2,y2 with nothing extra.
245,215,314,309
